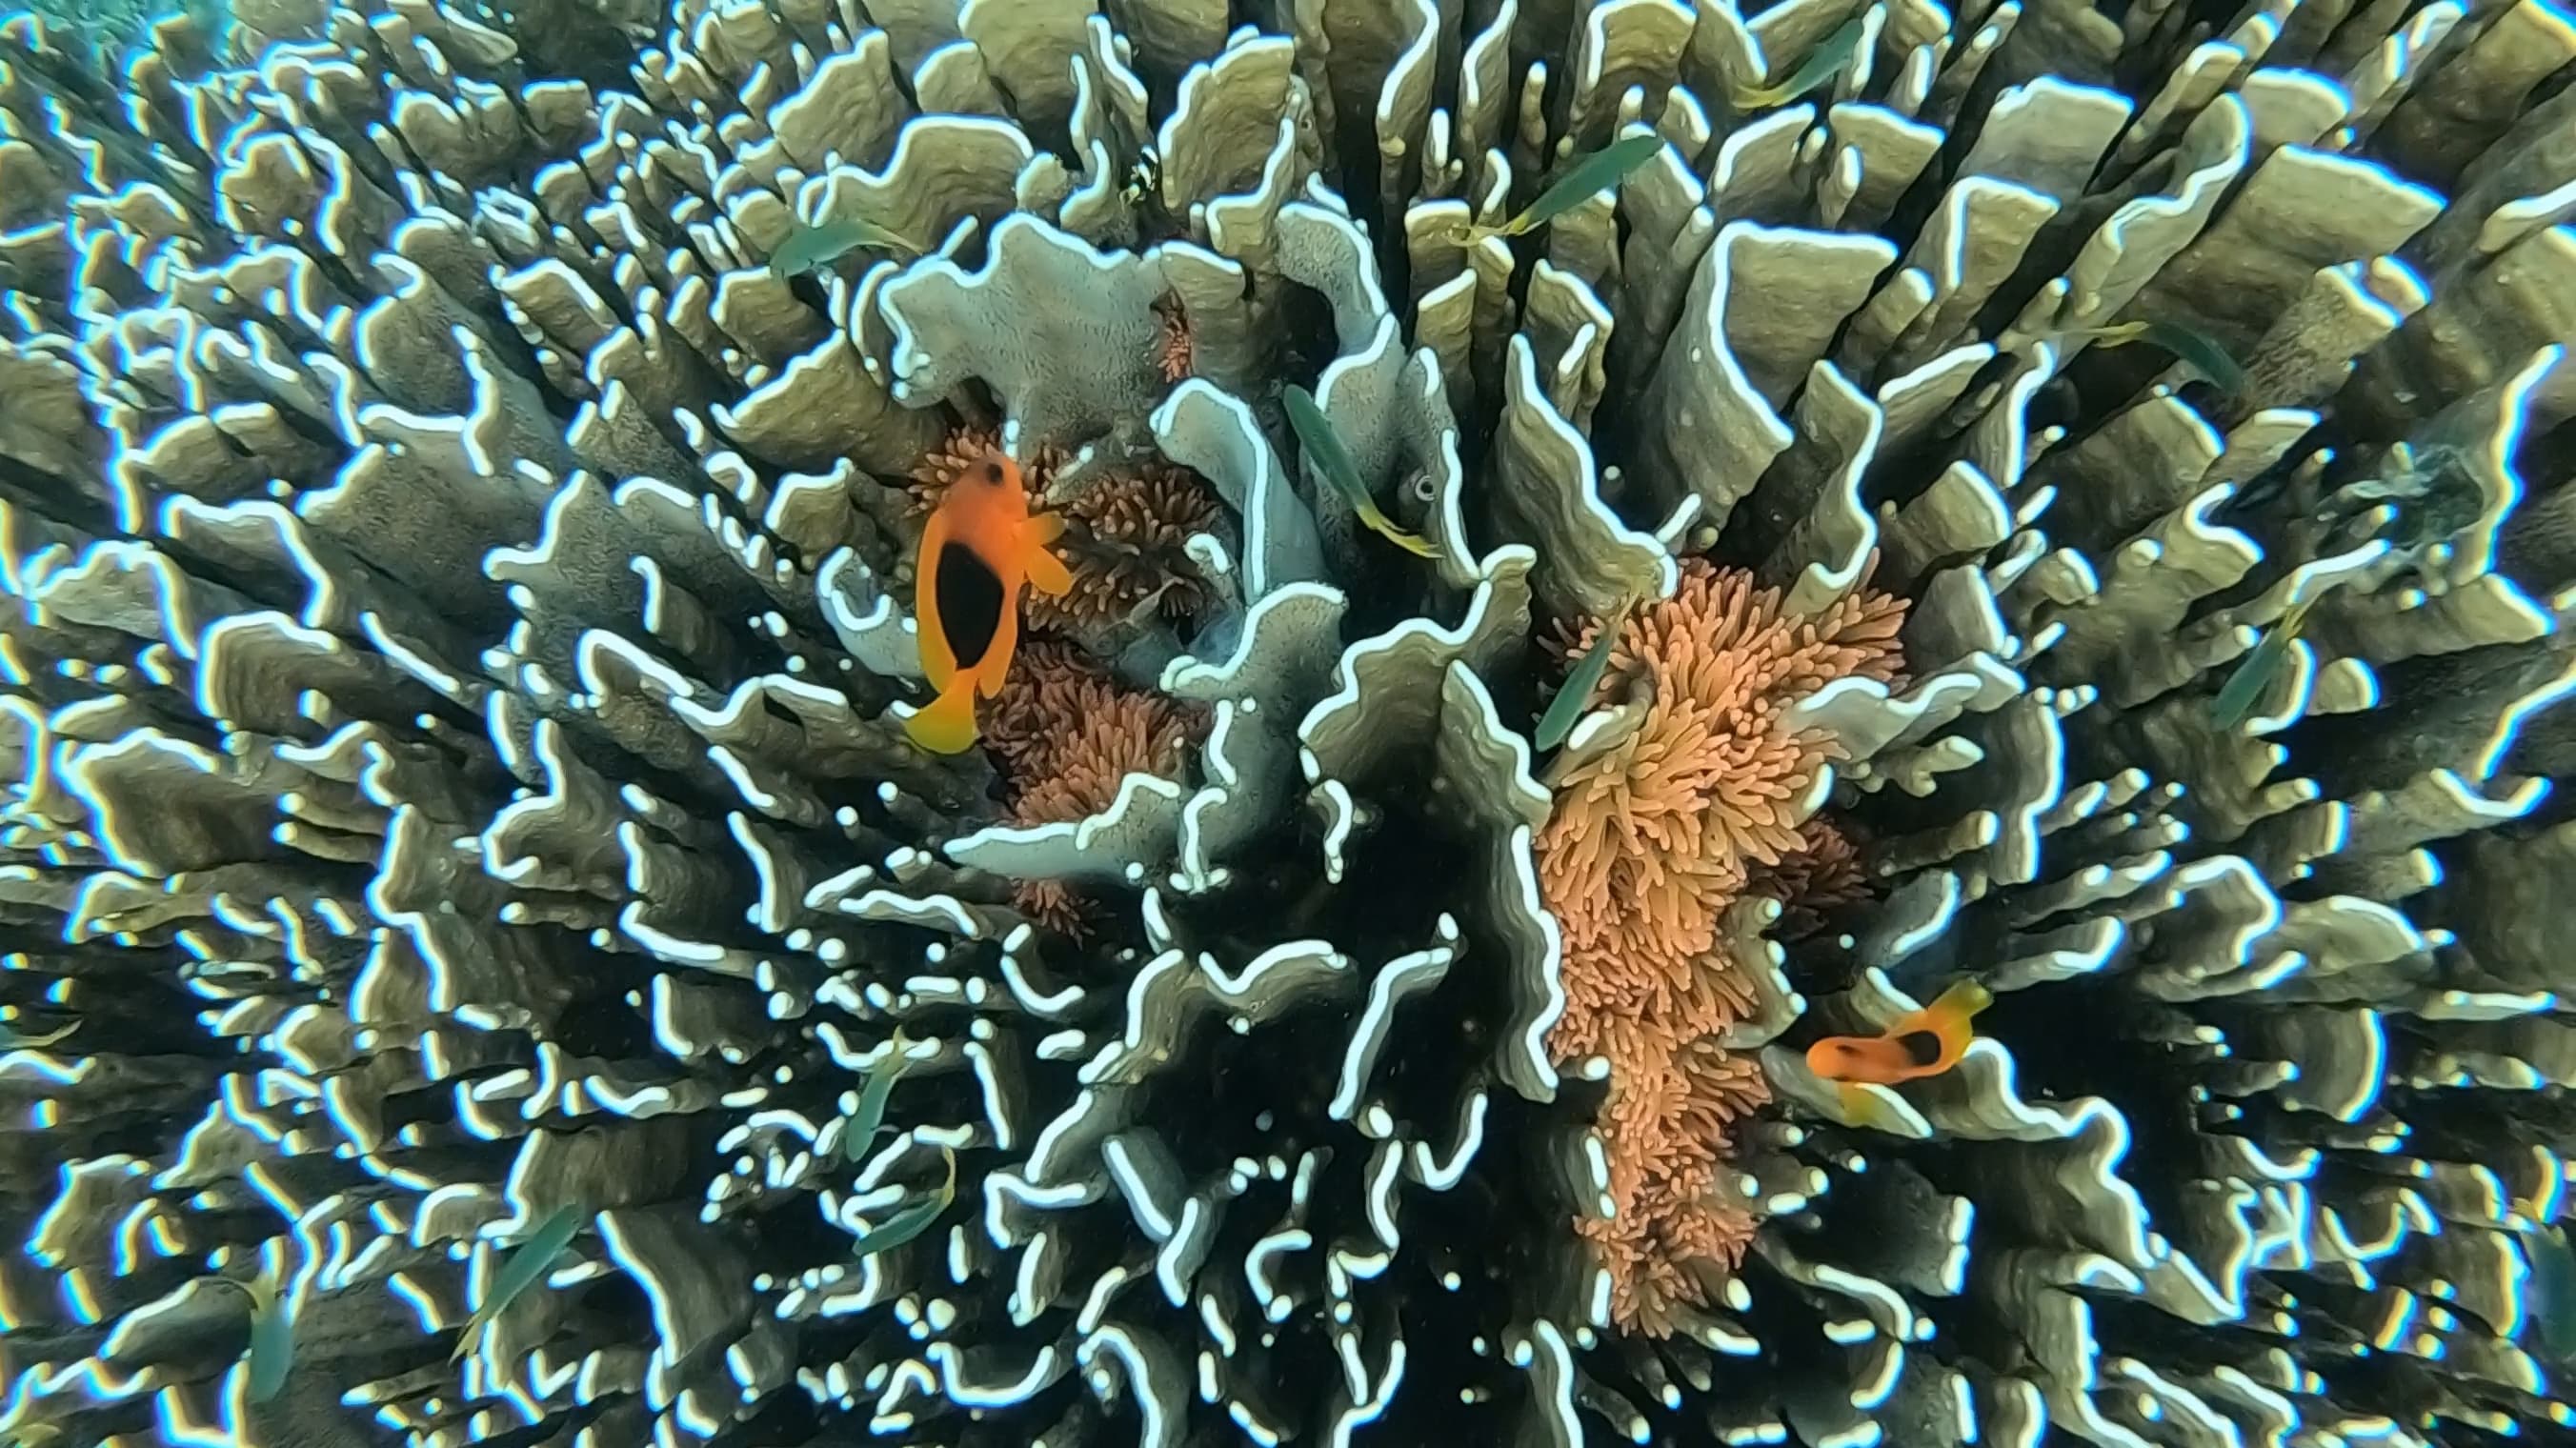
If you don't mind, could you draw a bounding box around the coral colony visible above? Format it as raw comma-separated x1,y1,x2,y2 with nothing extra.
0,0,2573,1444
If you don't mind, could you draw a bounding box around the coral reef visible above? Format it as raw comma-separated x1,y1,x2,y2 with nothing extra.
13,0,209,56
0,0,2570,1445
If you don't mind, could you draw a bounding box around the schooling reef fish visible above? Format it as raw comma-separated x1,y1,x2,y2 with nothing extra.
0,1019,74,1051
1533,604,1632,753
452,1205,585,1363
2051,318,2246,395
1805,979,1992,1128
1732,16,1868,110
2210,594,2319,731
849,1147,959,1258
1282,385,1437,557
908,452,1074,754
2517,1209,2576,1375
239,1267,293,1401
770,216,919,280
1443,133,1662,245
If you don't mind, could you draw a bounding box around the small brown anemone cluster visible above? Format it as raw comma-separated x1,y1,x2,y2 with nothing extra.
1746,818,1872,942
909,427,1225,633
1537,561,1907,1334
980,638,1209,938
1151,293,1194,383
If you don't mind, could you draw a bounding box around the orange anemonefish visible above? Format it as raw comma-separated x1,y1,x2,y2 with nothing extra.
906,450,1073,754
1804,979,1993,1128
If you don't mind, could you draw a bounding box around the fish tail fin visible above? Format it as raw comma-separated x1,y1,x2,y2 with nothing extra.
1358,501,1438,557
903,681,980,754
1926,979,1994,1056
1837,1082,1894,1132
449,1310,489,1364
1928,979,1994,1022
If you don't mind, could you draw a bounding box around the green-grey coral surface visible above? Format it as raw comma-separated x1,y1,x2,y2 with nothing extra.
0,0,2573,1445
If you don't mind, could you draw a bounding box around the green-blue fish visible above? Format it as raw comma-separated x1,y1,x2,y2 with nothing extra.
847,1031,914,1154
0,1020,74,1051
1733,16,1868,109
2523,1220,2576,1368
770,217,920,280
451,1205,584,1363
1535,606,1631,752
1447,133,1663,244
212,1268,293,1402
1282,386,1437,558
2060,319,2246,396
241,1270,293,1402
850,1148,956,1258
2210,594,2318,730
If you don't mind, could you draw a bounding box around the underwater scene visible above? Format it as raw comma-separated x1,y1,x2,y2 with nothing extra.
1,0,2574,1442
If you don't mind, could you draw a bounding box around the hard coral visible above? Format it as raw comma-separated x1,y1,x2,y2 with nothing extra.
1539,562,1905,1333
9,0,2573,1437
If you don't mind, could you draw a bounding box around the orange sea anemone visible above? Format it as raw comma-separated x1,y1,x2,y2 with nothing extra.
1542,564,1907,1057
1575,1037,1769,1336
981,636,1101,772
1537,560,1906,1334
1059,460,1226,627
981,642,1206,937
910,427,1065,512
1009,685,1201,827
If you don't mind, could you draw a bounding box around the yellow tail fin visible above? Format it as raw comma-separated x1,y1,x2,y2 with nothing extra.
903,681,979,754
1930,979,1994,1023
1838,1082,1897,1133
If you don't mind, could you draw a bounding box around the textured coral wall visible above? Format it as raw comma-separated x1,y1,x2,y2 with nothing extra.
0,0,2570,1445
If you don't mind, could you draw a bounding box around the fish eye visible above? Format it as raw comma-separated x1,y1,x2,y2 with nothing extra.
980,460,1004,483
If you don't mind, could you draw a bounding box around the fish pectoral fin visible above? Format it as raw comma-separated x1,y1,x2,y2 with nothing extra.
1022,544,1075,598
1026,512,1067,546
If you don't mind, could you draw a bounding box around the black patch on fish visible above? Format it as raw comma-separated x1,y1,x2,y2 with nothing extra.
1892,1030,1943,1068
936,539,1005,671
